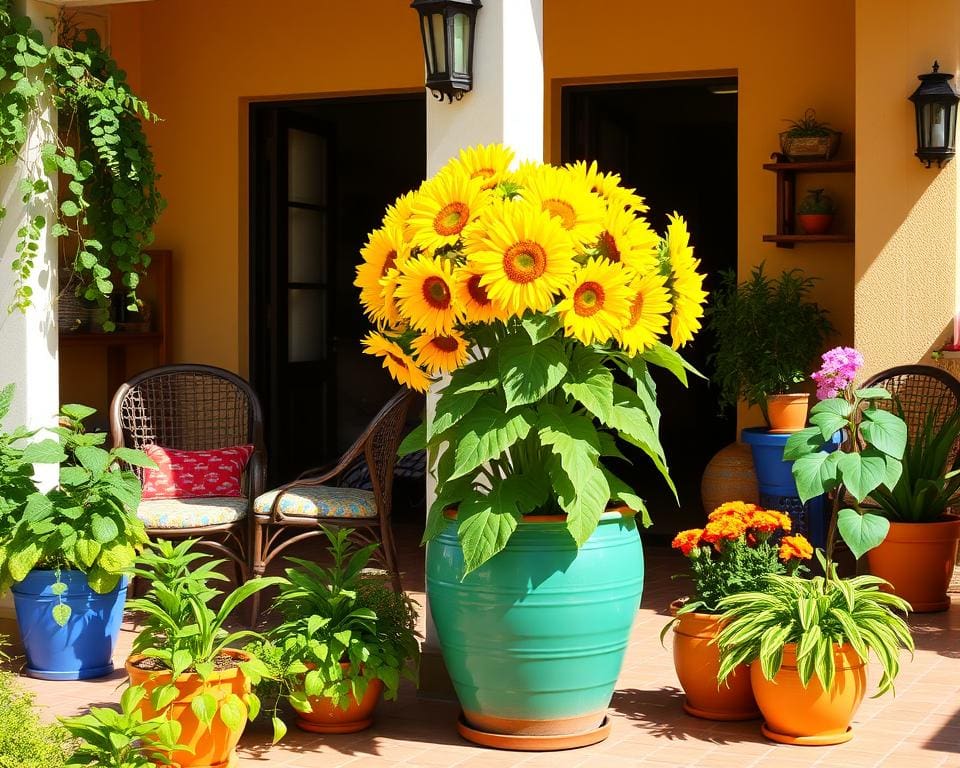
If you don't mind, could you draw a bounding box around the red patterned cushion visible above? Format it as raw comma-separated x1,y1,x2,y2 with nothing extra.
140,444,254,500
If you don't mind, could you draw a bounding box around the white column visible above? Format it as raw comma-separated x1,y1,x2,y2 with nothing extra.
0,1,59,621
420,0,544,697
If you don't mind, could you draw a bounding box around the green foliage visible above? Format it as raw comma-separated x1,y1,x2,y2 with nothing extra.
126,539,282,738
0,667,73,767
0,3,164,324
0,385,154,624
252,527,419,735
797,188,835,215
870,401,960,523
61,684,186,768
414,321,691,573
706,264,833,422
783,108,836,138
716,558,913,697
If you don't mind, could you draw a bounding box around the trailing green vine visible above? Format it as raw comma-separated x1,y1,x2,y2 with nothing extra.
0,1,163,328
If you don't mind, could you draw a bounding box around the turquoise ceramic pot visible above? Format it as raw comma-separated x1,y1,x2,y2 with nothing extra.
426,510,644,736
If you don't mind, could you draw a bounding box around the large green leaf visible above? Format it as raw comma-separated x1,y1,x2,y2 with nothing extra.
449,403,534,480
562,349,614,422
521,313,561,344
397,423,425,457
60,403,96,422
784,427,831,461
810,397,853,419
641,342,704,385
0,383,14,422
810,411,847,441
838,449,889,503
855,386,891,401
111,446,157,469
860,408,908,459
792,450,841,503
602,466,650,526
74,445,111,476
90,513,119,544
837,508,890,559
603,385,674,497
498,335,568,410
446,355,498,394
457,475,542,573
21,439,66,465
429,387,483,441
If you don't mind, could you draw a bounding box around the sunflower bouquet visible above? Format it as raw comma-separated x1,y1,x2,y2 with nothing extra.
355,144,708,572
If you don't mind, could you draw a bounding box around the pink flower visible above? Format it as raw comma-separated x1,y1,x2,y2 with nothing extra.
812,346,863,400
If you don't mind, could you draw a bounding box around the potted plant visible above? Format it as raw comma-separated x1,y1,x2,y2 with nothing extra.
357,144,708,748
663,501,812,721
779,109,842,161
125,539,283,767
797,188,836,235
249,526,418,735
0,385,155,680
716,347,915,745
867,404,960,611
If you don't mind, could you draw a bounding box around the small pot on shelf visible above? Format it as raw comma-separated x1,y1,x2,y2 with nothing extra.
765,393,810,433
796,188,836,235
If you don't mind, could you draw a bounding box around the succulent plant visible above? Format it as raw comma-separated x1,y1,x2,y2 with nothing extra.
784,108,836,138
798,188,835,215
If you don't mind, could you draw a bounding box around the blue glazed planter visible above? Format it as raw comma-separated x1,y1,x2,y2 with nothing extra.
11,569,128,681
426,510,644,737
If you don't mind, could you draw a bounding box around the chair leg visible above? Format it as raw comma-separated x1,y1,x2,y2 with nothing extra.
248,517,268,627
380,520,403,593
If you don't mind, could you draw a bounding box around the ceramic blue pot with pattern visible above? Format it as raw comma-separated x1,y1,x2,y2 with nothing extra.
12,569,128,680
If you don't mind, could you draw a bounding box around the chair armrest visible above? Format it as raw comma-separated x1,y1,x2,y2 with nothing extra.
288,441,365,489
248,449,267,500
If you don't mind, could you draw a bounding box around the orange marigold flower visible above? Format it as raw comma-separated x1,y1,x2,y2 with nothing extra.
748,509,792,534
779,535,813,561
708,500,753,523
701,516,748,544
671,528,703,557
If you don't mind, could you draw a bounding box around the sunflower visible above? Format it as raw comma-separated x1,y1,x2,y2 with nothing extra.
408,170,490,254
454,264,509,324
412,329,471,373
383,190,418,242
355,224,409,325
362,331,432,393
665,213,708,349
394,254,463,334
465,198,577,317
566,160,647,213
556,258,632,345
446,143,515,190
594,205,660,275
619,272,672,355
521,164,605,248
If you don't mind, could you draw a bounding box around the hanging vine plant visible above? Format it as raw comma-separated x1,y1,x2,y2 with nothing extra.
0,1,164,329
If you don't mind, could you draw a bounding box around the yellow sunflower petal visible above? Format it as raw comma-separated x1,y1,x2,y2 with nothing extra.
394,254,463,334
665,213,708,348
355,225,410,325
383,190,418,242
454,264,510,324
566,159,648,213
412,329,471,374
556,257,633,346
620,272,672,355
362,331,432,392
521,164,605,248
595,205,660,275
408,170,491,254
445,143,515,190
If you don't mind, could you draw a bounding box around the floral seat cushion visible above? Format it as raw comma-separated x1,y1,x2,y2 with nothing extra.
137,497,248,529
254,486,377,519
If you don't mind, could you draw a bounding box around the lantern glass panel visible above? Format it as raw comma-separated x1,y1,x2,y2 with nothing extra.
452,12,470,74
421,14,435,74
948,103,958,149
431,13,447,74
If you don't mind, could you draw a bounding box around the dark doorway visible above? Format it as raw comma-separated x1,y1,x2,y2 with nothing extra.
562,78,738,536
250,94,426,484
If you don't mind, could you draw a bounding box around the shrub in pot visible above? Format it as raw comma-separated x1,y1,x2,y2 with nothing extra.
779,109,841,161
0,385,155,680
663,501,811,721
249,526,418,735
797,188,836,235
125,539,283,767
868,403,960,611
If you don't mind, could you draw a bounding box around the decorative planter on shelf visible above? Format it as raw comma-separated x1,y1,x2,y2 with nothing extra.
765,393,810,433
751,643,866,746
797,214,834,235
741,428,839,548
779,131,841,161
11,569,127,681
670,602,759,721
296,663,384,734
700,442,759,515
427,509,643,751
127,648,252,768
866,514,960,612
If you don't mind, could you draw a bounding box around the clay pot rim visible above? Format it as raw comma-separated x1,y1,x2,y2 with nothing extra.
883,513,960,538
125,648,251,683
766,393,811,402
442,505,633,522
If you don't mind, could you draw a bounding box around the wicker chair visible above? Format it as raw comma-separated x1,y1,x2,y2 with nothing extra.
250,389,413,621
110,364,266,586
862,364,960,442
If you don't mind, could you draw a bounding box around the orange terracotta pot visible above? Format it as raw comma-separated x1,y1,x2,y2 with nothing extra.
866,514,960,612
671,604,759,721
751,643,866,746
295,663,384,733
126,649,251,768
797,213,834,235
766,393,810,433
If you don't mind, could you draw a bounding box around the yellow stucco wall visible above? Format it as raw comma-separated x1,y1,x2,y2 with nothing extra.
854,0,960,379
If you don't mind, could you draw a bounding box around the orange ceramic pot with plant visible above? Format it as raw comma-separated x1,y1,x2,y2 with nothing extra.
671,604,759,721
750,643,866,746
296,662,384,734
765,393,810,432
126,649,251,768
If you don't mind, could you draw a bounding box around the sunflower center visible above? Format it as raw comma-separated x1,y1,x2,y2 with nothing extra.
503,241,548,284
627,292,645,327
574,281,605,317
431,335,460,352
472,167,496,181
434,201,470,237
381,250,398,277
422,276,452,309
597,231,621,262
466,274,493,305
542,198,577,229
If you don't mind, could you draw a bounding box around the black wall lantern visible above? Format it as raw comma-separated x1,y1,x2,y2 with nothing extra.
909,61,960,168
411,0,481,102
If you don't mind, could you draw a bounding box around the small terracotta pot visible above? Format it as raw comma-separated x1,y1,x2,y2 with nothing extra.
751,643,866,746
126,649,251,768
797,213,834,235
671,602,759,721
766,393,810,432
866,514,960,612
296,662,384,734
